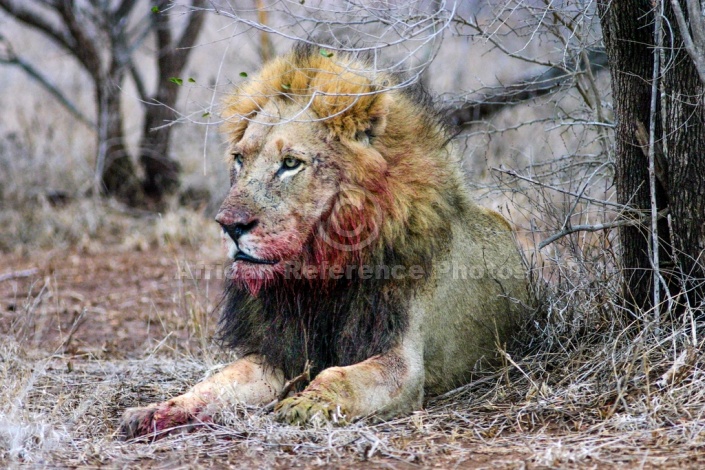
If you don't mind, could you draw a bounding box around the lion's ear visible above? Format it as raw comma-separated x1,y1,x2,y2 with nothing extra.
356,93,391,144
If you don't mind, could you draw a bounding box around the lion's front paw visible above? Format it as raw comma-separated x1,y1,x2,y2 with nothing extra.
274,393,348,426
119,404,160,440
119,400,212,440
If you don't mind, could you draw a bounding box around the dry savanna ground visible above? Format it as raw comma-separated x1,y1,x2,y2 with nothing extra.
1,203,705,469
2,5,705,468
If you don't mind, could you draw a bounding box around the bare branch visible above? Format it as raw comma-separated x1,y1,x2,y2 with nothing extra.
151,0,207,82
123,18,156,104
670,0,705,85
152,0,174,60
142,0,206,107
152,0,199,81
0,0,72,51
444,49,608,128
53,2,103,77
685,0,705,49
195,1,455,80
491,167,631,210
635,120,668,191
113,0,139,21
129,63,149,104
175,0,207,54
0,268,39,282
539,209,670,250
453,14,561,69
649,1,665,319
0,35,95,128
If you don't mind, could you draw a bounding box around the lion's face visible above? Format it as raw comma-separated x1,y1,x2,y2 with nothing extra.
217,102,347,291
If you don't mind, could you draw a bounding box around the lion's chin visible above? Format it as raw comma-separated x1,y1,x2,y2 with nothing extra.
227,260,285,296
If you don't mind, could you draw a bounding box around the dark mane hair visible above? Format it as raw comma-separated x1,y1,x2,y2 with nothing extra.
217,43,468,381
218,265,413,380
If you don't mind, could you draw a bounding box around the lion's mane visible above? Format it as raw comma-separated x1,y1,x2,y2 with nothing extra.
218,43,476,380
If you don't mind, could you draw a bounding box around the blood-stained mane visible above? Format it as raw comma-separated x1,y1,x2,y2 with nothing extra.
220,43,463,293
217,43,468,377
119,44,530,439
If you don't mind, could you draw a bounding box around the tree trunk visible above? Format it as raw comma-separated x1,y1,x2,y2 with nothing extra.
598,0,667,313
97,73,142,205
661,1,705,311
139,79,181,202
138,0,206,204
599,0,705,315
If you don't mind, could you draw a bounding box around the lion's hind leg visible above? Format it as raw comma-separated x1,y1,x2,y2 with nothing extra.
119,355,284,440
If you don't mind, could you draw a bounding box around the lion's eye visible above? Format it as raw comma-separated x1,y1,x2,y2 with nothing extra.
282,156,301,170
233,153,244,165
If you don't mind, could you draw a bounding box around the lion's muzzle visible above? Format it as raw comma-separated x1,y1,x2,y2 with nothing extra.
233,251,278,265
216,210,280,265
216,213,258,244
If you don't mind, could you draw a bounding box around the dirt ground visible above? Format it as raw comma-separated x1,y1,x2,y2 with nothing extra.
1,245,222,357
1,243,704,469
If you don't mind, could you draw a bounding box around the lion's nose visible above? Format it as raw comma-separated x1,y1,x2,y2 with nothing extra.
218,219,259,242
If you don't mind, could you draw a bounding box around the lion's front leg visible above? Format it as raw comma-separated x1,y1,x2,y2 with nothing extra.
275,341,424,426
120,355,284,439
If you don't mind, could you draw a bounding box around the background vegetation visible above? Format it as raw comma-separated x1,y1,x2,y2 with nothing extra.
1,1,703,467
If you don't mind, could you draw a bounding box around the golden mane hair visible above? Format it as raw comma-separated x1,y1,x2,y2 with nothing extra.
220,43,471,271
119,45,529,437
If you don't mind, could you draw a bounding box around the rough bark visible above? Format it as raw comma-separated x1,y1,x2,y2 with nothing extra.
661,1,705,310
599,0,705,314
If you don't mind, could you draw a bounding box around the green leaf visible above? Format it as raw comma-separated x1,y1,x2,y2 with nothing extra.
239,72,248,78
202,112,211,118
281,83,291,90
169,77,183,86
320,49,334,58
151,6,160,13
188,77,196,83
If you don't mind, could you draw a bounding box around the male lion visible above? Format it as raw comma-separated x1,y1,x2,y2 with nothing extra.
120,43,529,439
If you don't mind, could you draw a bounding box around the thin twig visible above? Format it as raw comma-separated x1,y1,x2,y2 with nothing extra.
55,308,88,354
492,167,631,210
649,2,664,322
263,361,311,411
538,212,665,250
670,0,705,85
0,268,39,282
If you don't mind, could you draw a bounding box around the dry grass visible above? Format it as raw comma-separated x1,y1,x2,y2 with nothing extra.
0,193,218,253
2,212,705,468
3,72,704,470
2,5,705,468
